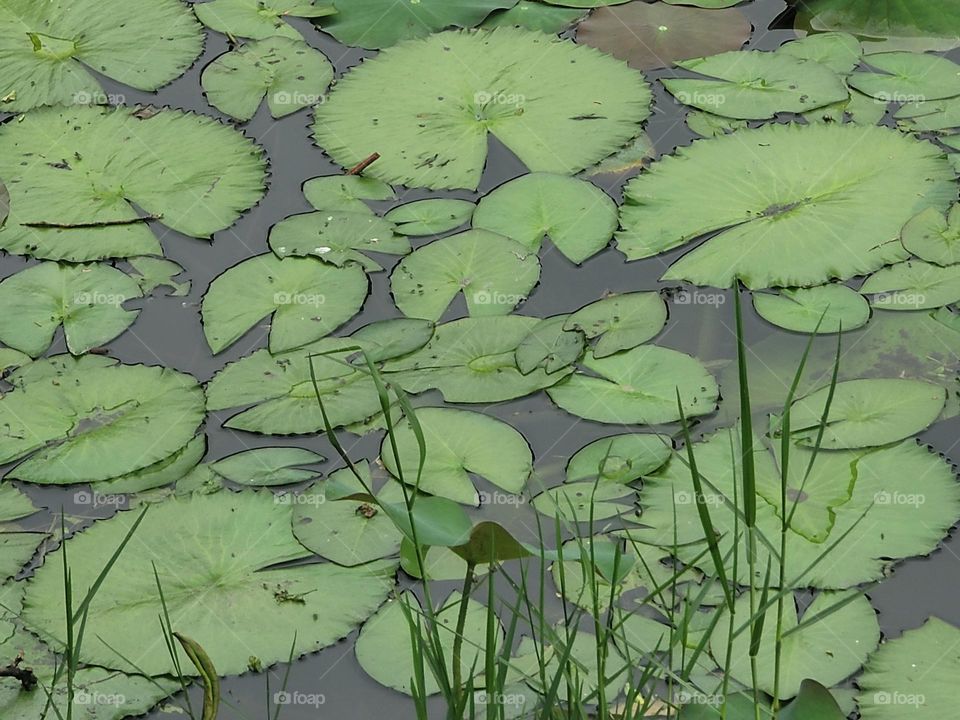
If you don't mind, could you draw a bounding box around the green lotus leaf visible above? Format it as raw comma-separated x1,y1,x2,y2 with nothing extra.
564,292,668,357
661,0,742,6
210,447,325,486
481,1,586,33
0,262,142,357
857,617,959,719
778,32,862,74
686,110,747,137
901,204,960,266
576,2,752,71
779,680,848,720
96,434,207,495
663,51,848,120
383,316,572,402
384,199,475,237
585,133,656,176
22,492,397,676
712,591,879,700
314,28,652,190
357,591,502,694
202,37,334,121
516,630,627,703
539,0,631,6
802,87,888,126
753,285,871,334
0,356,205,484
796,0,960,49
0,485,36,524
316,0,515,49
788,378,946,449
268,211,409,271
635,429,960,588
0,0,202,112
472,173,618,264
400,540,490,581
547,345,719,425
194,0,336,40
861,260,960,310
347,317,435,363
380,407,532,505
0,106,268,262
850,52,960,102
202,254,368,354
515,315,585,375
618,123,955,289
532,481,637,522
0,532,45,581
292,471,404,566
390,229,540,321
566,434,672,484
127,256,191,297
895,96,960,132
303,175,396,213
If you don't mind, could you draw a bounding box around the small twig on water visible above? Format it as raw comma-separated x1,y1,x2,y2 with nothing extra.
347,153,380,175
1,655,38,690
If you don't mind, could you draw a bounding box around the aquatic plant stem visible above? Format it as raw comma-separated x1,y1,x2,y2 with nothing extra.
451,561,477,710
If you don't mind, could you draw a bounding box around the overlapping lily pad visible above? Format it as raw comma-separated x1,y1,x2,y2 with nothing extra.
566,434,672,484
901,204,960,266
482,2,587,33
268,211,409,271
314,28,652,189
618,123,955,288
384,199,476,236
303,175,396,213
210,447,324,486
515,315,585,376
778,32,862,75
0,106,268,262
862,261,960,310
753,285,871,334
850,52,960,102
797,0,960,51
564,292,668,357
194,0,336,40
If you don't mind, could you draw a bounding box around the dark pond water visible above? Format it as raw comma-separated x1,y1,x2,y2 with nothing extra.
3,1,960,718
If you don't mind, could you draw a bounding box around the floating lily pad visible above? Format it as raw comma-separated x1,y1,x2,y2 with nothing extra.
895,96,960,132
0,106,267,262
586,133,656,175
380,407,532,505
0,0,203,112
515,315,585,375
861,260,960,310
796,0,960,51
713,591,879,700
850,52,960,102
901,204,960,265
202,37,334,121
314,28,651,189
268,211,408,271
384,199,476,236
778,32,862,74
210,447,325,486
857,617,959,719
356,591,502,694
383,316,573,402
576,2,752,71
127,256,191,296
0,262,142,357
753,285,871,334
348,318,436,363
472,173,618,264
516,630,627,703
202,254,368,354
788,378,946,449
0,356,205,484
802,87,888,126
566,434,672,484
303,175,396,213
194,0,336,40
22,492,397,676
481,1,587,33
533,481,637,522
0,485,36,524
564,292,668,357
662,0,742,6
685,110,747,137
618,123,955,289
97,434,207,495
547,346,719,425
0,532,45,581
390,230,539,321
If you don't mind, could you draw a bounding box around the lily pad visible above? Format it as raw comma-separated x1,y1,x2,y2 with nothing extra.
901,204,960,266
895,96,960,132
22,492,397,676
384,199,476,236
547,345,719,425
316,0,516,49
194,0,336,40
472,173,618,264
0,485,37,524
210,447,325,486
97,434,207,495
787,378,946,449
686,110,747,137
564,292,668,357
618,123,955,289
533,481,637,522
268,211,409,271
778,32,862,75
753,285,871,334
857,617,959,719
576,2,752,71
202,37,334,121
380,407,532,505
515,315,585,375
585,133,656,175
664,51,848,119
0,262,142,357
481,2,587,33
0,532,45,581
0,0,203,112
314,28,652,190
861,260,960,310
0,106,268,262
712,591,879,700
850,52,960,102
303,175,396,213
127,256,191,296
796,0,960,50
202,254,368,354
0,356,205,484
566,434,672,484
390,229,539,321
383,316,573,402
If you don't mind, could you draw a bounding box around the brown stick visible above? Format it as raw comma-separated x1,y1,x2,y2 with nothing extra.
0,657,38,690
346,153,380,176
